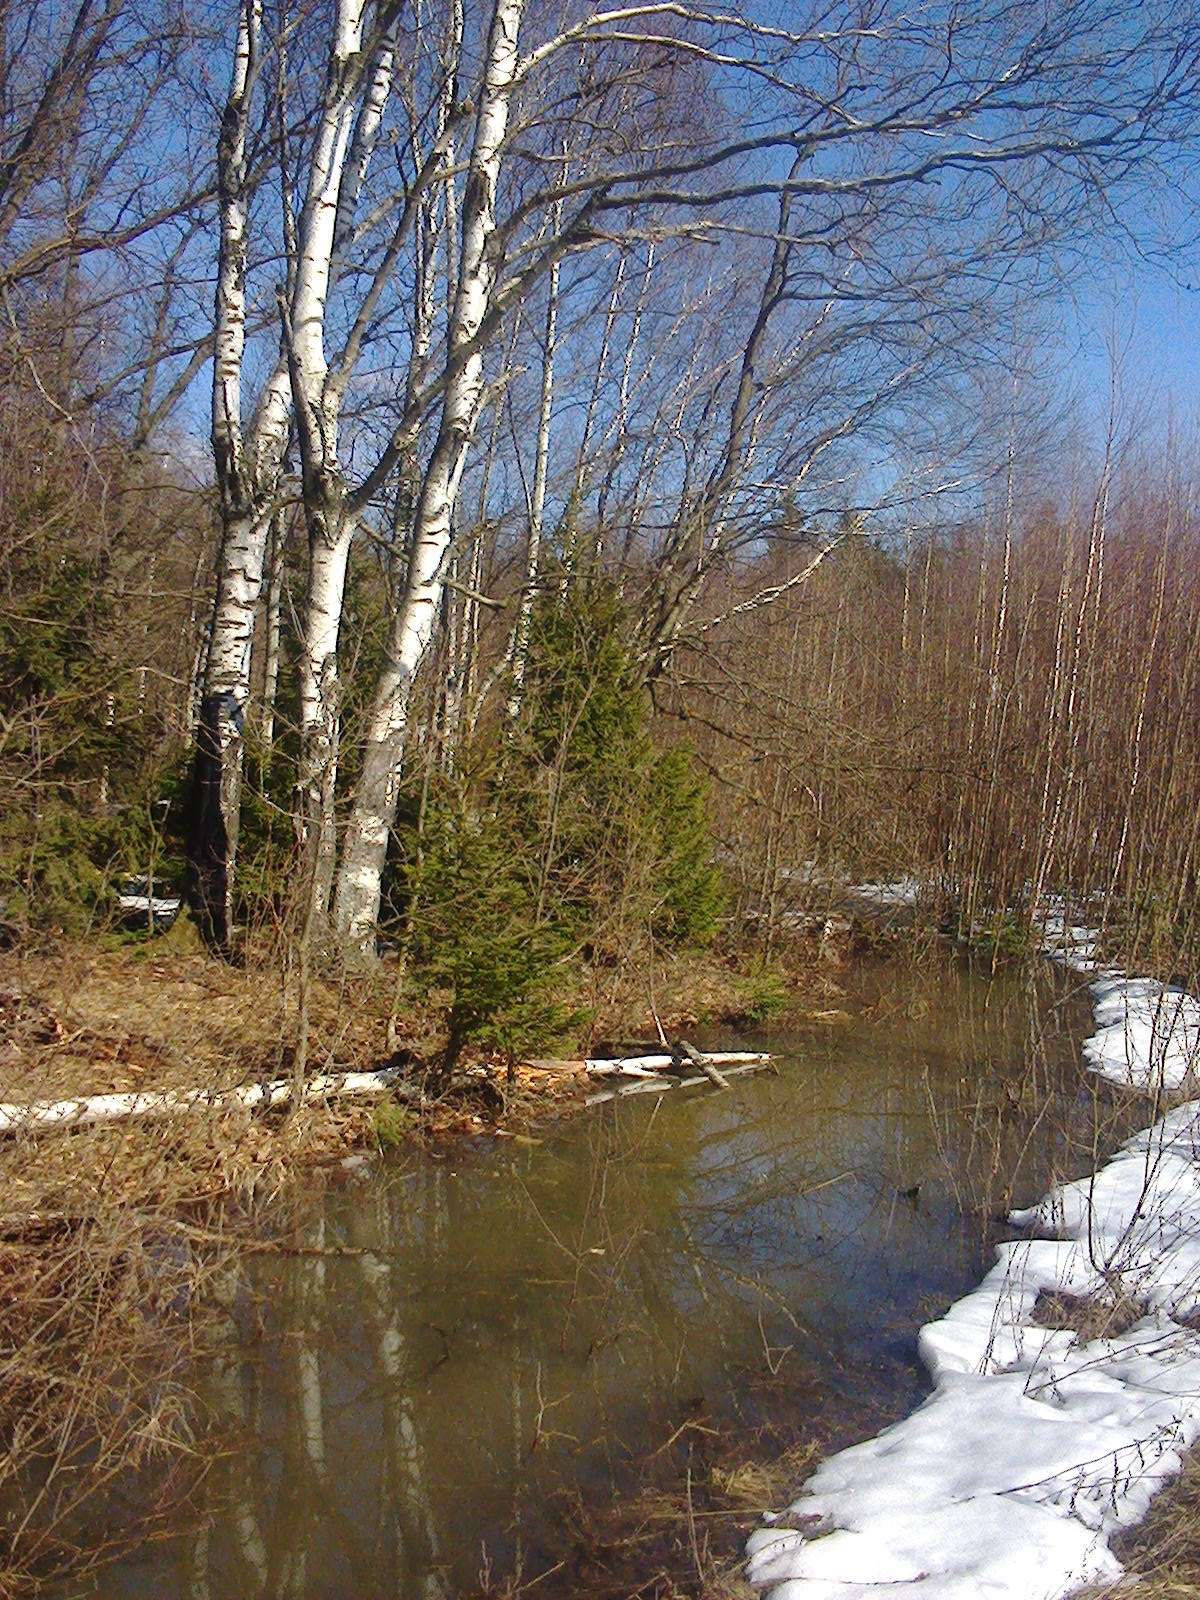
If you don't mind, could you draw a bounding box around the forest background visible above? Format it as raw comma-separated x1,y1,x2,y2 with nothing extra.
4,0,1200,1066
8,5,1200,1595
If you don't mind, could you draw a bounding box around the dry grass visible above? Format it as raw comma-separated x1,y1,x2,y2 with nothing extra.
1030,1287,1149,1344
548,1432,824,1600
0,963,341,1600
0,937,522,1595
0,931,397,1102
1074,1452,1200,1597
580,932,860,1051
469,1388,841,1600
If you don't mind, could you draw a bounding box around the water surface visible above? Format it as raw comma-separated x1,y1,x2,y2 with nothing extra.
86,958,1123,1600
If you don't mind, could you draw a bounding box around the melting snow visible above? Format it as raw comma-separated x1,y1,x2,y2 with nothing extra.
746,929,1200,1599
847,877,923,909
1084,977,1200,1093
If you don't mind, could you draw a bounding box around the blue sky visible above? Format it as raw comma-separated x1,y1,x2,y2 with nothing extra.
1066,269,1200,425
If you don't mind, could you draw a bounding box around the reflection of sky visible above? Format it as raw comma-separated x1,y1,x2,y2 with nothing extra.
79,961,1142,1600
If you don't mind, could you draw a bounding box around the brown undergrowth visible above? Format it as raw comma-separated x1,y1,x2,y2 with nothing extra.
471,1364,918,1600
471,1414,822,1600
0,935,463,1594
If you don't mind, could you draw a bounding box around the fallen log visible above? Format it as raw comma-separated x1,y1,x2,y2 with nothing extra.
585,1057,772,1106
0,1069,412,1138
583,1050,767,1079
677,1039,731,1090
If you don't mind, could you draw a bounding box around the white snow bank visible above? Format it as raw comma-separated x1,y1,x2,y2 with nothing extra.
1083,976,1200,1092
1035,903,1104,973
746,969,1200,1599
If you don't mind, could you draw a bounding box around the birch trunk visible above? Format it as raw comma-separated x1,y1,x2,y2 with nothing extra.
596,242,653,553
287,0,372,931
296,501,353,924
192,0,292,951
334,0,525,950
507,233,559,719
261,508,285,750
289,1,462,936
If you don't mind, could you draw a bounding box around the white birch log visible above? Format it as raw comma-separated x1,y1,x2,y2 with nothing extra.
583,1050,768,1078
585,1056,773,1105
0,1051,771,1135
0,1070,410,1137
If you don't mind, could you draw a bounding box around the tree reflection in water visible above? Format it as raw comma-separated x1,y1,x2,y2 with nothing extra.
87,959,1140,1600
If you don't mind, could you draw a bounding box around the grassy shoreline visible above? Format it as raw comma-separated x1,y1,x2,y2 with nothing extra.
5,927,1199,1599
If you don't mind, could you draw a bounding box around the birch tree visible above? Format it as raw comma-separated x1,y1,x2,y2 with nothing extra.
191,0,292,950
333,0,526,947
193,0,441,948
322,0,1200,951
181,0,1200,954
282,0,403,926
287,0,464,930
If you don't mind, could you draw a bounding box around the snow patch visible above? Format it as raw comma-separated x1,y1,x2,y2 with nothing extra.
846,876,922,908
1083,976,1200,1092
746,933,1200,1598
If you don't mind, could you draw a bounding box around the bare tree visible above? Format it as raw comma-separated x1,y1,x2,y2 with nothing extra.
183,0,1199,954
341,0,1196,946
333,0,528,947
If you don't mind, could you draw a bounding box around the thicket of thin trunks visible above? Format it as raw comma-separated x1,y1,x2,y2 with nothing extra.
677,462,1200,968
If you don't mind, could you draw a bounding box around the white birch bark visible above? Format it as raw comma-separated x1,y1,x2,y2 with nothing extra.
0,1069,409,1136
507,204,561,718
290,0,462,928
566,249,623,564
260,508,285,749
202,2,419,949
196,0,292,949
289,0,374,745
285,1,445,938
334,0,526,949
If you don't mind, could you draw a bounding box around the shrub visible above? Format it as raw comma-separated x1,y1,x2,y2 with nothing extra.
392,579,725,1065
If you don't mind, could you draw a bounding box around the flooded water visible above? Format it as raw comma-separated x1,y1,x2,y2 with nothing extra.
81,958,1128,1600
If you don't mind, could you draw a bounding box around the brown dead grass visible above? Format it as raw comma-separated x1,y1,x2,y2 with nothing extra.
1075,1451,1200,1597
1030,1287,1150,1343
473,1423,823,1600
580,936,853,1048
0,936,503,1595
1,933,395,1100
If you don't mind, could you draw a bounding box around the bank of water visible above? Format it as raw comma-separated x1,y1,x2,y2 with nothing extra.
84,958,1134,1600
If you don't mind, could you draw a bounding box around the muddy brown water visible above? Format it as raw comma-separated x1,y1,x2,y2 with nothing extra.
78,957,1132,1600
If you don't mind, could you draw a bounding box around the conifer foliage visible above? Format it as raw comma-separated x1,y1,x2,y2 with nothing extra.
399,581,725,1068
